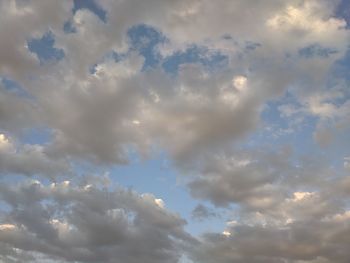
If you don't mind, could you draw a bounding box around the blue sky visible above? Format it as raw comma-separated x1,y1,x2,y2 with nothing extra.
1,1,350,263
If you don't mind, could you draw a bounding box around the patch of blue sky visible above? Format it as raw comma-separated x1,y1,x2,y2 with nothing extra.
332,48,350,82
0,77,30,98
89,24,228,74
1,77,22,92
127,24,167,70
111,153,194,211
27,32,64,65
247,93,317,156
333,0,350,145
107,150,215,232
73,0,106,22
107,148,234,235
335,0,350,29
162,45,228,74
261,94,296,129
63,20,77,34
258,101,350,176
186,203,230,236
244,90,349,173
0,173,38,188
0,200,11,214
20,128,52,146
88,25,165,73
110,154,231,236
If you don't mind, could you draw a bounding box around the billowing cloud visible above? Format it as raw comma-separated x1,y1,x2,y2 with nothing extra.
192,214,350,263
0,133,69,178
0,0,72,80
1,0,350,262
190,187,350,263
0,179,195,263
0,0,348,165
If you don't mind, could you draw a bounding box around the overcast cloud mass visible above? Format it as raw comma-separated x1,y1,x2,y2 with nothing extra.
1,0,350,262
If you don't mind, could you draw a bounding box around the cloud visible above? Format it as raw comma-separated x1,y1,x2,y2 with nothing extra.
186,151,350,262
0,133,70,178
0,0,348,167
186,149,291,207
21,54,263,165
0,81,39,133
189,180,350,263
192,215,350,263
1,1,350,262
0,179,195,263
0,0,72,80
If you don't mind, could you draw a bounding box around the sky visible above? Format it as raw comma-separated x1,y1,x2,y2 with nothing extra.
1,0,350,262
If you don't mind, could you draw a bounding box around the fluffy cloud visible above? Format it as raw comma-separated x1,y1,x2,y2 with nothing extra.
0,0,72,80
20,53,263,165
0,133,69,178
1,0,348,166
0,179,195,263
192,214,350,263
189,175,350,262
186,151,350,262
1,0,350,262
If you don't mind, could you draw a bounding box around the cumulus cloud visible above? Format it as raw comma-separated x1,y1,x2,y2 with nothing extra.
189,173,350,262
20,54,263,165
186,152,350,262
0,179,195,263
1,0,350,262
1,0,348,166
0,133,69,178
0,0,72,80
185,148,292,207
192,215,350,263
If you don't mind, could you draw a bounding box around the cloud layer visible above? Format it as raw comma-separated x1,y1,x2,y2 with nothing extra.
0,179,194,263
1,0,350,262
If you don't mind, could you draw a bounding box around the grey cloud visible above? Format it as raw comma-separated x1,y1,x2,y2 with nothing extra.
0,180,196,263
191,217,350,263
0,0,72,80
0,134,70,178
0,83,39,133
187,149,290,207
187,154,350,262
185,146,344,209
25,57,263,165
0,0,347,167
